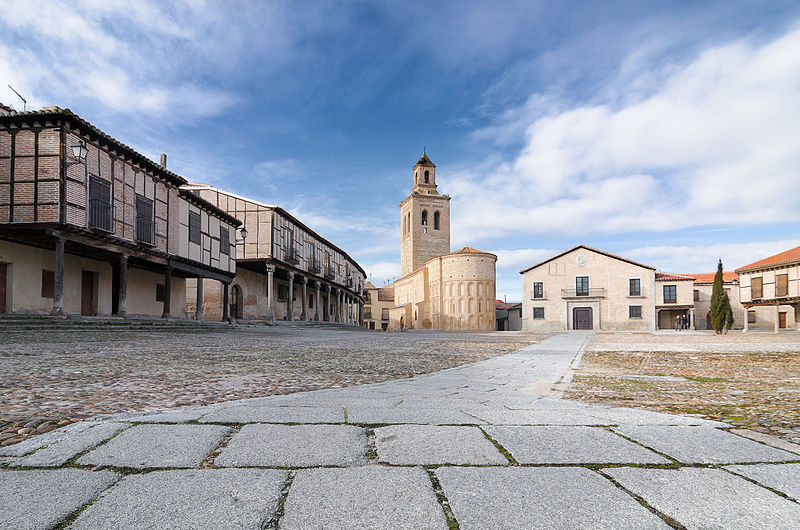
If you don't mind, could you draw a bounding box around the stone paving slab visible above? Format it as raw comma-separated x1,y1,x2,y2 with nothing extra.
117,408,211,423
215,424,368,467
465,407,607,425
485,426,671,464
70,468,287,530
77,424,231,469
436,466,667,529
588,406,727,427
725,463,800,501
200,405,344,424
613,426,800,464
0,421,97,457
730,429,800,455
345,406,481,425
14,422,130,467
280,466,447,529
0,469,120,530
605,467,800,529
375,425,507,465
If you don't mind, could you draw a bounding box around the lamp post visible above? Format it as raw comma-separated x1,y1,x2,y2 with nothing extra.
66,141,88,167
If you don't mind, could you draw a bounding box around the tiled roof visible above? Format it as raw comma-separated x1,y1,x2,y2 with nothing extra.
689,272,739,284
655,272,695,281
377,285,394,301
364,281,376,289
451,246,488,254
495,300,521,310
415,152,436,167
520,245,656,274
736,245,800,273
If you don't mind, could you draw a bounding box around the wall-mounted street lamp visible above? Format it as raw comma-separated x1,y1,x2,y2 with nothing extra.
237,227,248,242
66,141,88,167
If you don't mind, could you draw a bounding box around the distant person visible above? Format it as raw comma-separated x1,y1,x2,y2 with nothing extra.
675,315,681,331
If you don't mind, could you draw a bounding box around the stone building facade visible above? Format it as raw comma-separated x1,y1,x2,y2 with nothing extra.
736,245,800,332
389,154,497,332
363,282,394,330
0,105,239,318
655,273,696,329
690,272,745,330
182,184,366,324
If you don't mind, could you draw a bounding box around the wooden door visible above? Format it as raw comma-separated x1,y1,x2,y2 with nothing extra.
81,271,94,316
0,263,7,313
574,308,592,330
779,312,787,329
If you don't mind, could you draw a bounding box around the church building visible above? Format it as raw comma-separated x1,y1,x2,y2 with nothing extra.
389,154,497,331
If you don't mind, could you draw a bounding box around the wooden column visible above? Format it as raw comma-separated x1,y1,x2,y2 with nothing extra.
117,255,128,317
51,234,66,316
161,268,172,318
222,281,230,322
301,276,308,321
314,281,321,321
287,271,295,321
195,278,204,321
265,265,275,323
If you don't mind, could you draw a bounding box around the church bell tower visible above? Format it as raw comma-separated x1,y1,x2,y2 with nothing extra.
400,152,451,276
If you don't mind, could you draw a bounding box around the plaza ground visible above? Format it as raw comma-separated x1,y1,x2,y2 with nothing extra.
566,330,800,444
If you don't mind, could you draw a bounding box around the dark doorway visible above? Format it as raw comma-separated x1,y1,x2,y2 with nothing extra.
230,285,243,319
81,271,95,316
779,311,787,329
0,263,7,313
573,307,592,330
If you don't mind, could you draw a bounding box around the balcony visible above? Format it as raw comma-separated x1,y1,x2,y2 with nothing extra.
324,267,335,280
285,247,299,265
88,199,113,232
308,259,321,274
561,288,606,298
135,216,154,245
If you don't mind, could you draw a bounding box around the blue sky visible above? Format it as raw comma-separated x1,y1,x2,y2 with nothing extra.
3,0,800,300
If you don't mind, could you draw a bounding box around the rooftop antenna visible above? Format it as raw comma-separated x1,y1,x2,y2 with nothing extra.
8,85,27,111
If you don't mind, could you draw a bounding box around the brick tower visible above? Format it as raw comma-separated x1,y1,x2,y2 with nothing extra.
400,152,451,276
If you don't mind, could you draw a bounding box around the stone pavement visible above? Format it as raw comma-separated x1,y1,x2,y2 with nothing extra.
1,331,799,529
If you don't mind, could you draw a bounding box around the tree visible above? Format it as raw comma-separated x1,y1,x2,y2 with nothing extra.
710,260,734,334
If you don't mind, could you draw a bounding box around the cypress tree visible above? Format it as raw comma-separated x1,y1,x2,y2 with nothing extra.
710,260,734,333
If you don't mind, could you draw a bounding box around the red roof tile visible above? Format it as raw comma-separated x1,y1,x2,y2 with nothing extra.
377,285,394,301
655,272,695,281
736,245,800,273
688,272,739,284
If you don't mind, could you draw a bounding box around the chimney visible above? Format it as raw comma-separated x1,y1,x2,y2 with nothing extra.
160,153,167,168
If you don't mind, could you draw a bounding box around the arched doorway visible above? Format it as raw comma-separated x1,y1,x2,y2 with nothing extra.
230,284,243,319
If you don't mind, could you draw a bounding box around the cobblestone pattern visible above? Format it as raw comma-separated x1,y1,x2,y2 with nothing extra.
565,331,800,444
0,327,541,447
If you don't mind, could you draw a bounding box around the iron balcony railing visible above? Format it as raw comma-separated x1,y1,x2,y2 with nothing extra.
324,267,336,280
135,216,155,245
88,199,113,232
561,288,606,298
285,248,299,265
309,259,321,274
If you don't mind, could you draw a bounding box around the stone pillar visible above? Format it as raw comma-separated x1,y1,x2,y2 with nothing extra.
222,281,230,322
743,309,749,332
287,271,295,321
774,305,780,334
325,285,331,321
795,304,800,332
51,234,66,316
265,265,275,323
195,278,204,321
314,281,321,321
345,294,350,325
117,255,128,317
689,308,695,331
301,276,308,321
161,268,172,319
337,290,342,323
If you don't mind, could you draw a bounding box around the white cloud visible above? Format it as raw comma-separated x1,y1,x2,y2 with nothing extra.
491,247,556,270
452,26,800,243
361,261,401,286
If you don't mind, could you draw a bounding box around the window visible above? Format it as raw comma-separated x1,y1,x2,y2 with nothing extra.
278,285,288,301
135,195,154,244
41,270,54,298
189,211,201,245
748,310,756,324
777,274,788,297
576,276,589,296
663,285,677,304
89,177,112,231
532,282,544,299
629,278,641,296
694,289,700,302
533,307,545,319
424,170,429,183
421,210,428,226
434,211,440,230
629,305,642,319
308,294,314,308
751,277,763,299
156,283,165,302
220,227,230,255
